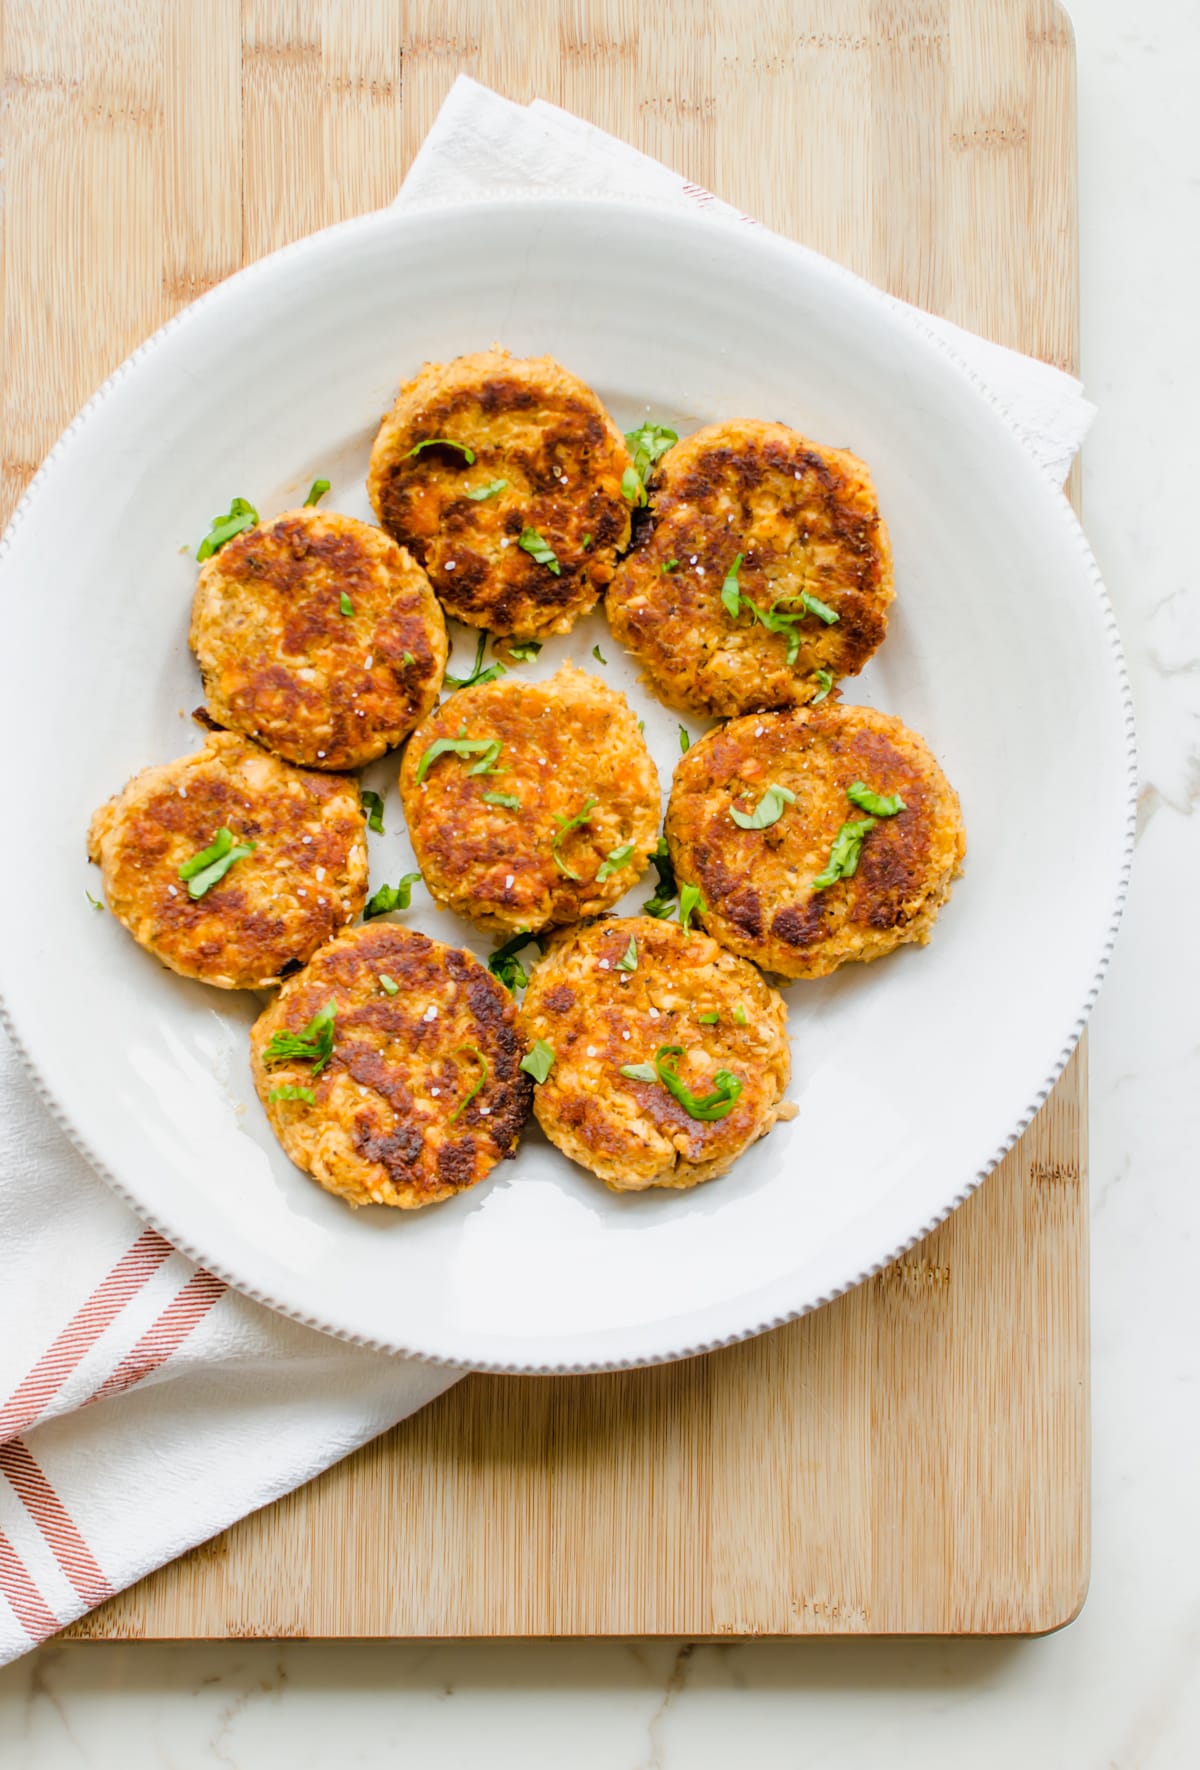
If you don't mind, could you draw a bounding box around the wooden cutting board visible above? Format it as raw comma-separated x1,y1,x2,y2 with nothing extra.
1,0,1087,1638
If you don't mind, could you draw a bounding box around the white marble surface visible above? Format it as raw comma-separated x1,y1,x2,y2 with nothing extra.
1,0,1196,1762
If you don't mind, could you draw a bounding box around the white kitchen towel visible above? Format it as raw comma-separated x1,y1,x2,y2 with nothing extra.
0,76,1095,1668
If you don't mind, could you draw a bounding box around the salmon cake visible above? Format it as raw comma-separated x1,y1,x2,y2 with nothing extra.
399,663,660,936
665,704,965,980
190,508,447,770
366,349,634,639
87,730,370,990
607,419,893,717
250,923,532,1210
519,916,792,1191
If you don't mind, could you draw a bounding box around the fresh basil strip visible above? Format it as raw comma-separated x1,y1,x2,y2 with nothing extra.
444,631,506,691
729,783,796,831
678,881,706,933
264,1000,336,1075
466,478,508,501
517,528,561,575
615,935,638,974
270,1084,315,1105
360,789,385,834
621,1044,743,1121
720,551,744,615
799,590,839,624
408,437,475,463
488,929,543,993
178,827,256,899
449,1044,489,1122
642,836,678,918
196,497,258,561
623,422,678,483
811,817,878,891
846,780,906,818
520,1039,555,1083
595,842,634,882
551,796,597,880
621,464,647,508
507,639,542,663
303,479,330,507
364,872,422,918
653,1044,743,1120
416,732,501,783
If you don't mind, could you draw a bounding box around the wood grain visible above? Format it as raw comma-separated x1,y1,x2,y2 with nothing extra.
0,0,1087,1638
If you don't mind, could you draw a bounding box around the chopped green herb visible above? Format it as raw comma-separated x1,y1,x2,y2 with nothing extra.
698,1010,720,1025
621,1045,743,1121
178,827,256,899
678,881,706,933
449,1044,489,1122
416,730,502,783
624,422,678,483
444,631,506,691
196,496,258,561
678,725,690,753
408,437,475,463
811,817,878,891
507,639,542,664
592,643,608,666
732,1003,748,1027
637,719,645,734
615,935,638,974
655,1045,743,1120
483,791,521,810
720,551,744,616
642,836,678,918
582,534,593,551
799,590,839,625
729,783,796,831
270,1084,315,1106
846,780,907,818
550,796,597,880
520,1039,555,1083
303,478,330,507
264,1000,336,1075
85,889,104,912
595,841,634,882
339,591,355,617
466,478,508,501
364,872,422,918
812,668,834,704
401,650,415,667
488,929,542,993
360,789,385,834
378,974,400,996
518,527,561,575
621,464,648,507
661,557,679,574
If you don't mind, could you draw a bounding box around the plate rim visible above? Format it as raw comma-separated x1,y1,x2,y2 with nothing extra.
0,193,1137,1374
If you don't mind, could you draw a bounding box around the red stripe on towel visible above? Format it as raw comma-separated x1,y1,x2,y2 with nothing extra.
0,1228,174,1444
0,1441,113,1609
88,1268,227,1406
0,1527,60,1642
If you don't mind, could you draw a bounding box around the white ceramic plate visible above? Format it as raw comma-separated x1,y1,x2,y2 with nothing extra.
0,197,1134,1372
